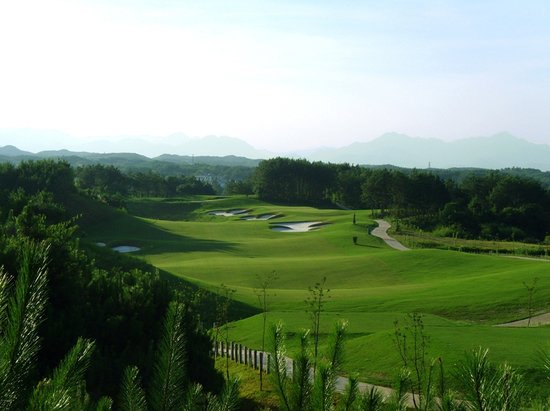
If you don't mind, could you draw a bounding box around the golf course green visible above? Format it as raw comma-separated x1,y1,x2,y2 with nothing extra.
86,195,550,386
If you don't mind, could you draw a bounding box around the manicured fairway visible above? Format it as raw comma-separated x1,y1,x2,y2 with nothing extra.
87,196,550,386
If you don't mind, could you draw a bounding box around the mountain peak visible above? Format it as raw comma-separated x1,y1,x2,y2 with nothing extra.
0,145,34,156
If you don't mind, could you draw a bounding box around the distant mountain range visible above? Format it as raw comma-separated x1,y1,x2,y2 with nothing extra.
303,132,550,170
0,145,261,168
0,129,271,159
0,129,549,170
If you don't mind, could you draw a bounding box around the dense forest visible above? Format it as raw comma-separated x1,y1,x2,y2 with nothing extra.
74,164,217,206
0,150,257,191
0,160,236,408
254,158,550,242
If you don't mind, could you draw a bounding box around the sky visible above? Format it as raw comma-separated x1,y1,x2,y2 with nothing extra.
0,0,549,152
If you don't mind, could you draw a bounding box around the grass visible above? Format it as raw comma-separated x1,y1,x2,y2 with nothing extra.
225,310,550,387
86,195,550,389
214,357,279,410
391,225,550,258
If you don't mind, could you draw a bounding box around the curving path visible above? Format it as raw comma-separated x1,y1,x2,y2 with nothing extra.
371,220,410,251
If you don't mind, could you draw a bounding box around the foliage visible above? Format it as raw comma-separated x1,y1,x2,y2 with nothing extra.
74,164,216,203
0,159,223,401
523,277,539,327
255,271,278,391
149,302,188,411
250,157,550,241
456,348,526,411
225,179,254,196
394,313,434,409
120,299,238,411
305,276,331,377
269,320,352,411
28,337,96,410
119,366,148,411
0,241,105,410
254,157,336,204
0,241,49,410
214,284,236,381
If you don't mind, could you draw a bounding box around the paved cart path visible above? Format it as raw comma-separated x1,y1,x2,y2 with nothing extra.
496,312,550,327
218,345,418,408
371,220,410,251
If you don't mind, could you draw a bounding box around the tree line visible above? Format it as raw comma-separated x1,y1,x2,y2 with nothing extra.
75,164,217,205
253,158,550,242
8,158,548,242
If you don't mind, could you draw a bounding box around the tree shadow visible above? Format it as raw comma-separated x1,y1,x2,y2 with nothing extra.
82,212,238,255
354,242,382,248
157,268,260,324
126,198,203,221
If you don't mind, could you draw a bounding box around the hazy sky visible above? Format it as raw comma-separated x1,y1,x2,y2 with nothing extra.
1,0,549,151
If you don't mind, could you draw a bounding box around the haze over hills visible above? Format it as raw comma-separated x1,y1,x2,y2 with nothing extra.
0,129,272,159
0,128,549,170
305,132,550,170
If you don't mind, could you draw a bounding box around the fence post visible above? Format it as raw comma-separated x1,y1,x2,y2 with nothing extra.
244,347,248,365
259,352,264,372
253,350,258,369
267,353,271,374
230,342,234,361
221,341,225,357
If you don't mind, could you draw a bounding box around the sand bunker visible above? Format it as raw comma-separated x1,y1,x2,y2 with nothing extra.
270,221,327,232
112,246,141,253
241,214,279,221
208,209,250,217
95,242,106,247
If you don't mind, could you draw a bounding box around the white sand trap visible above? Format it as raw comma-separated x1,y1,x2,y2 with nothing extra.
209,209,250,217
95,242,106,247
112,246,141,253
270,221,326,232
242,214,279,221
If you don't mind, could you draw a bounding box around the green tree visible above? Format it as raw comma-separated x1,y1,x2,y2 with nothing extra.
118,302,240,411
0,241,108,410
225,179,254,196
254,271,278,391
254,157,336,204
394,313,434,410
523,277,539,327
361,169,396,216
269,321,351,411
456,348,526,411
214,284,236,380
305,277,330,377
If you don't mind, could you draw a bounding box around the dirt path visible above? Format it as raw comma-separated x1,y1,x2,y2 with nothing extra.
371,219,410,251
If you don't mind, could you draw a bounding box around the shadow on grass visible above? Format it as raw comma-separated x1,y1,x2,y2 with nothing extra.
84,243,258,325
126,198,204,221
83,212,238,255
355,243,382,248
158,269,260,324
